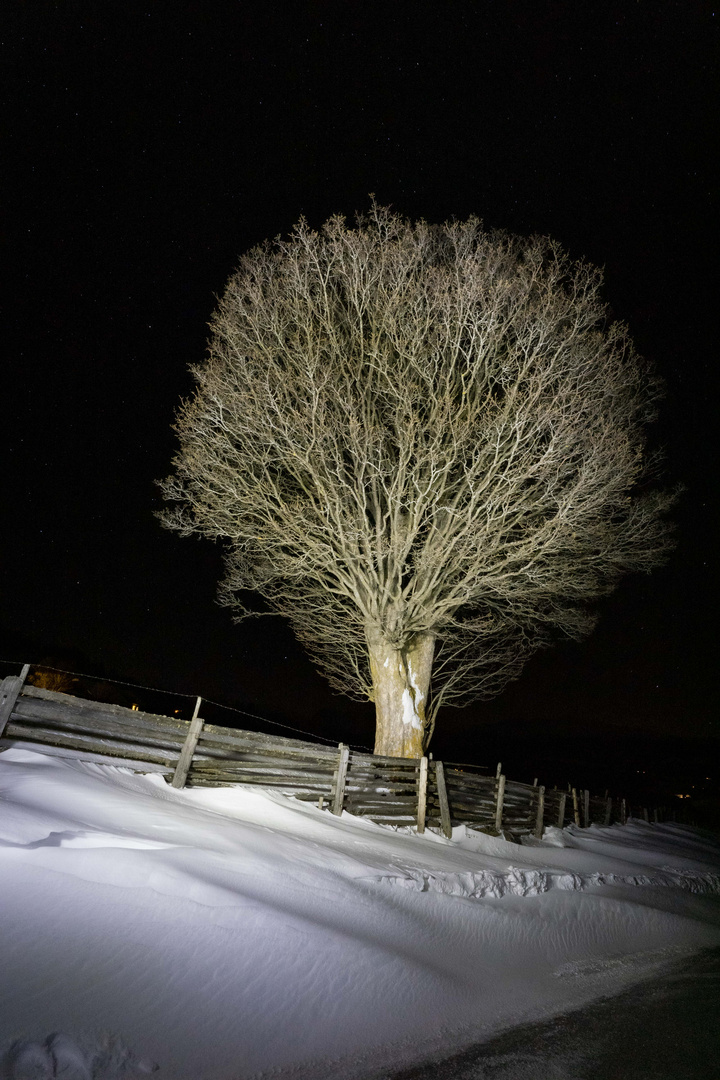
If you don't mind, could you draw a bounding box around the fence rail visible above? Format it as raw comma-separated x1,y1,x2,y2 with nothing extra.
0,667,662,836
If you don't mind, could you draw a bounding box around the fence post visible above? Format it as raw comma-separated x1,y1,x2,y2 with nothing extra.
620,797,627,825
534,785,545,839
171,697,204,789
557,792,567,828
0,663,31,738
572,787,581,826
332,743,349,815
417,756,428,834
435,761,452,838
583,789,590,828
495,773,506,833
604,796,612,825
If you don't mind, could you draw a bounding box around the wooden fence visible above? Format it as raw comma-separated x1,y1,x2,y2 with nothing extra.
0,666,655,837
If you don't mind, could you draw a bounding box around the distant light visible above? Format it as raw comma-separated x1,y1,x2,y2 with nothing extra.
131,704,139,711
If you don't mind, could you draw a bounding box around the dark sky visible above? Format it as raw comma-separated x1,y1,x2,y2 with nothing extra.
3,2,717,796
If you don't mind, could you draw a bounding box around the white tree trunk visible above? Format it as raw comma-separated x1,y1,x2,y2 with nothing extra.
366,628,435,758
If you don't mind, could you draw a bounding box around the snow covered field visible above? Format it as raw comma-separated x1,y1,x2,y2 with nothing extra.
1,747,719,1080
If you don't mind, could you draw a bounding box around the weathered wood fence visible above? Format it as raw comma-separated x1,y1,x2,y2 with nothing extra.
0,666,655,837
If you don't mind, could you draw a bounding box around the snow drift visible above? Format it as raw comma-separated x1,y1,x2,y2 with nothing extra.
1,747,719,1079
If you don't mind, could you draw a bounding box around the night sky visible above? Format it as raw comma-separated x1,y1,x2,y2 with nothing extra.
3,3,717,805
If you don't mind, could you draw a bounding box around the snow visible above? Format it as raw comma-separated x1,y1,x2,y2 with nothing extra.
407,659,425,706
400,686,422,729
1,748,719,1080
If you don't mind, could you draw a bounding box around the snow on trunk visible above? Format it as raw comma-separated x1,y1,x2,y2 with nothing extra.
366,629,435,758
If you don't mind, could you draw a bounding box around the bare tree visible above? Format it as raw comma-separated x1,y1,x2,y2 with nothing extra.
158,205,675,758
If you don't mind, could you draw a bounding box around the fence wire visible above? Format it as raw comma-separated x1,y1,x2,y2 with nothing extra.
0,658,373,752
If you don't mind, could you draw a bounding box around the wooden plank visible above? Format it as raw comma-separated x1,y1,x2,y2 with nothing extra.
443,793,495,810
183,766,330,781
434,796,494,816
189,771,336,788
187,778,333,798
346,794,419,804
12,696,188,743
189,758,336,777
331,744,349,815
494,774,506,833
604,797,613,825
444,776,496,796
0,665,30,737
18,686,189,734
187,773,420,796
583,789,590,828
17,690,334,761
348,786,420,798
439,803,495,818
442,784,496,799
500,795,534,809
348,786,419,797
534,785,545,839
444,790,495,806
502,794,536,808
5,719,177,757
346,801,419,811
194,738,336,763
5,713,187,757
200,719,343,756
499,811,529,826
3,723,180,766
557,792,567,828
504,780,536,796
441,761,491,773
445,766,495,782
435,761,452,838
172,697,204,789
444,770,494,785
346,792,419,803
189,774,332,791
367,816,417,822
438,780,490,796
345,797,423,808
347,782,418,793
189,751,336,768
9,710,187,753
354,752,415,765
572,787,580,826
0,738,173,774
347,763,420,777
197,730,340,762
347,789,418,799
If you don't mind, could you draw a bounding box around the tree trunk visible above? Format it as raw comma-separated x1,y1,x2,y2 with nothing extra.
366,628,435,758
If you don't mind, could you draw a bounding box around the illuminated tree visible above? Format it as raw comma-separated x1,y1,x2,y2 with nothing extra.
159,205,674,757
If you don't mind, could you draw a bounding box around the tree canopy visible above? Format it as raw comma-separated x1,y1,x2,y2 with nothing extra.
159,205,674,756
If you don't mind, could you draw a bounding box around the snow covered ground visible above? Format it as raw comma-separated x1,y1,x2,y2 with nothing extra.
1,747,719,1080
